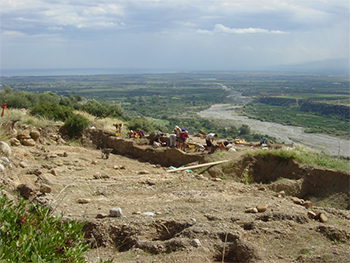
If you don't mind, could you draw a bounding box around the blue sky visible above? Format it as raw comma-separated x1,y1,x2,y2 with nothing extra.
1,0,349,72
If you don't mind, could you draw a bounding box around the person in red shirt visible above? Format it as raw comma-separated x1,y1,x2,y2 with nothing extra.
178,130,189,151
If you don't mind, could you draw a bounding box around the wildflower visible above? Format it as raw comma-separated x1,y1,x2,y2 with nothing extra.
18,216,26,225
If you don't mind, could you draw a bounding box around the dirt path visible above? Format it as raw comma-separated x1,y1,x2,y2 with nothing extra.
198,104,350,157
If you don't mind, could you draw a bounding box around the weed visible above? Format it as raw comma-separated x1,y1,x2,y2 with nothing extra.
0,188,89,262
299,248,313,255
251,146,350,172
242,169,252,185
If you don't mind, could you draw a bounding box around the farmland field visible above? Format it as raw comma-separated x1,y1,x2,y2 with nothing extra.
1,72,349,138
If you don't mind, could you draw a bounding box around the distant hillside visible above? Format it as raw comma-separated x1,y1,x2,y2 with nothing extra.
270,58,349,74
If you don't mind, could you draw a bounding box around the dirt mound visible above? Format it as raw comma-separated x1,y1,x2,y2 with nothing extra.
234,154,350,209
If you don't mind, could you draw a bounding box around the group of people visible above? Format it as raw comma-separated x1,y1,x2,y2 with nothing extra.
113,123,222,154
171,126,219,154
127,129,145,138
169,126,189,151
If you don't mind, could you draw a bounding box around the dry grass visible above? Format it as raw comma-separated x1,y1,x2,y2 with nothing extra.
2,109,57,127
1,109,126,135
72,110,125,134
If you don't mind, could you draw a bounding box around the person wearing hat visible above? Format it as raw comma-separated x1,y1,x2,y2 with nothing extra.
206,133,218,154
174,125,182,148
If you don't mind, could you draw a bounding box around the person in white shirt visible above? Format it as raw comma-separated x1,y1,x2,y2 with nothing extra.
205,133,218,154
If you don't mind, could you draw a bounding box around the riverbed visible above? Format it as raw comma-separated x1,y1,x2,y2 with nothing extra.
198,86,350,157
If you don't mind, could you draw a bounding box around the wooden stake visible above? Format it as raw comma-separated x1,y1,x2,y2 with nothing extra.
167,160,229,173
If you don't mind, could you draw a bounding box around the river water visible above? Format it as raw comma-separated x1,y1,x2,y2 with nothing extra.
198,85,350,158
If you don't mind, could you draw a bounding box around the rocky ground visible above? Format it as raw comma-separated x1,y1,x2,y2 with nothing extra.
0,124,349,263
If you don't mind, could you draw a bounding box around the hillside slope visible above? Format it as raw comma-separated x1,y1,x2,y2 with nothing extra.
0,124,349,263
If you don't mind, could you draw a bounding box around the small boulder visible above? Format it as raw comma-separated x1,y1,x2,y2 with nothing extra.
273,190,286,198
307,211,317,219
0,141,12,157
40,184,52,194
0,157,10,166
302,201,313,209
21,138,36,146
142,212,155,216
109,207,123,217
30,130,40,141
256,204,268,212
17,130,31,140
245,208,255,213
291,197,304,205
319,213,328,223
19,161,28,168
9,138,21,146
138,170,150,175
96,213,108,219
191,239,201,247
17,183,36,199
93,172,110,179
77,198,92,204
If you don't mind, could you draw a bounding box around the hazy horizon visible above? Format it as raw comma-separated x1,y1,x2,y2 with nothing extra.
1,57,348,77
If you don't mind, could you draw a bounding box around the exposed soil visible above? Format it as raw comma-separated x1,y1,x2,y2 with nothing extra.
1,125,349,263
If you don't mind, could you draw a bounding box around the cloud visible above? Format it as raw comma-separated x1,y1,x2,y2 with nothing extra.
0,0,348,71
47,26,63,31
196,24,285,35
1,30,27,38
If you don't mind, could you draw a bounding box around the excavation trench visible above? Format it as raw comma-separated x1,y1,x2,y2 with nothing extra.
236,154,350,209
85,128,349,209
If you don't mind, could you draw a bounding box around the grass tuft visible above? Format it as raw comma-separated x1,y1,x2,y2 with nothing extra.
251,145,350,172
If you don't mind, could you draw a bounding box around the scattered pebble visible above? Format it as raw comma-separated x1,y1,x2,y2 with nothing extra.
110,207,123,217
77,198,91,204
191,239,201,247
142,212,155,216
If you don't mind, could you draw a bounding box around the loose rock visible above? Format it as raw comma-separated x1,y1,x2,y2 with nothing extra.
40,184,52,194
302,201,313,209
319,213,328,223
17,183,36,199
21,138,36,146
138,170,150,175
110,207,123,217
9,138,21,146
191,239,201,247
30,130,40,141
307,211,317,219
142,212,155,216
0,141,12,157
256,204,268,212
77,198,92,204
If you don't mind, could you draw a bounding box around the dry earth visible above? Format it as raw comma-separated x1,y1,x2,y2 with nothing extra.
1,125,349,263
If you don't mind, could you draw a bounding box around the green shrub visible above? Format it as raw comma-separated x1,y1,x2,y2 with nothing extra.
64,113,90,138
82,99,123,118
127,116,155,133
0,191,89,262
30,102,73,121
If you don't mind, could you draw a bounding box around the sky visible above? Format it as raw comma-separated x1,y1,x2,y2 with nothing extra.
0,0,349,73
